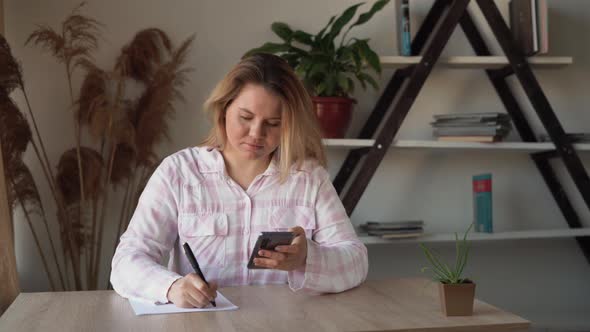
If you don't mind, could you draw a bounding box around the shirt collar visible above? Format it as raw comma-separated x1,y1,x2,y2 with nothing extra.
196,146,226,173
198,146,280,176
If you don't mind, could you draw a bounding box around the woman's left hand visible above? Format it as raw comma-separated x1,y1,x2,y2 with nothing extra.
254,226,307,271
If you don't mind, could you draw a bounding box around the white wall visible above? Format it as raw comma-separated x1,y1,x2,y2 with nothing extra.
5,0,590,329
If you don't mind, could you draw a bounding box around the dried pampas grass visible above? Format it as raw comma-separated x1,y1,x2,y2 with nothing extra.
4,2,195,291
110,118,137,186
0,36,24,93
26,2,102,74
0,92,37,215
8,159,64,291
56,147,103,205
116,28,172,83
23,4,106,290
134,34,195,166
0,91,66,291
7,160,43,219
76,60,109,130
0,93,32,163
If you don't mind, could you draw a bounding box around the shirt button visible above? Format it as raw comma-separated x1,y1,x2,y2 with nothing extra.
244,228,250,235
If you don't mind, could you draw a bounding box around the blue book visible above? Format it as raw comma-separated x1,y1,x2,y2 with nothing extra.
473,173,493,233
396,0,411,56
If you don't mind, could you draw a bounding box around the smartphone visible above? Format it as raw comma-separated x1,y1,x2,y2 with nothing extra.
247,231,295,269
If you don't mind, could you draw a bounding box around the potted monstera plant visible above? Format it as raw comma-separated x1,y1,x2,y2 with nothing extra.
245,0,390,138
420,223,476,316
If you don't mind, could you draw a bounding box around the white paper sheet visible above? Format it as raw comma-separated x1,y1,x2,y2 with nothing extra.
128,291,238,316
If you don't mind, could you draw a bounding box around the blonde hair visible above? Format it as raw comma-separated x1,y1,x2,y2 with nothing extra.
200,53,326,182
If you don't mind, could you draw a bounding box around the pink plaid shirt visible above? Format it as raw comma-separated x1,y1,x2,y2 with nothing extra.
111,146,368,304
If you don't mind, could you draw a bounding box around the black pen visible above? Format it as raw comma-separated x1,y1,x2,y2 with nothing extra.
182,242,217,307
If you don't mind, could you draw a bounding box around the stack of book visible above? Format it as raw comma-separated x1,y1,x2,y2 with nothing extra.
509,0,548,56
431,112,512,143
359,220,424,239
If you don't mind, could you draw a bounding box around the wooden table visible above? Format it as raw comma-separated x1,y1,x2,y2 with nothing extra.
0,278,530,331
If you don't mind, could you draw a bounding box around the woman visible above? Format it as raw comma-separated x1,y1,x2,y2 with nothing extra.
111,53,368,308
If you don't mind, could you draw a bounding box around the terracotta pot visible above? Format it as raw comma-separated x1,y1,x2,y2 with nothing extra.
438,281,476,316
311,96,355,138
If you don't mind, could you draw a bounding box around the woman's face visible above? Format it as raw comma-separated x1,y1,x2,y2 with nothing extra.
223,83,282,162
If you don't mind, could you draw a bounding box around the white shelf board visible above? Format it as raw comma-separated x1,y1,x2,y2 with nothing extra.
323,139,374,148
322,139,590,153
359,227,590,245
380,56,573,69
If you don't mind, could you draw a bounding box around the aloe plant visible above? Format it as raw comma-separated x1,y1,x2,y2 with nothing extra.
244,0,390,97
420,223,474,284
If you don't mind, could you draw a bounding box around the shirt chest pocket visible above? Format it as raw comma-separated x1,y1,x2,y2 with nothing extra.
270,206,316,239
178,213,228,268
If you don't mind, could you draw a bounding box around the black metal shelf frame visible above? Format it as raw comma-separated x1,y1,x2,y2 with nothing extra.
333,0,590,263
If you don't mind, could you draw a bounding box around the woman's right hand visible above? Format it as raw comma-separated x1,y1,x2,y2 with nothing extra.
166,273,218,308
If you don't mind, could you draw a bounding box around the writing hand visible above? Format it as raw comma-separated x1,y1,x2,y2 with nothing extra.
166,273,218,308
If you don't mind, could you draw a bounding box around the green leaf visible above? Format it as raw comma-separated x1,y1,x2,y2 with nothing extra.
351,0,390,27
337,73,349,94
282,53,301,68
347,77,355,94
293,30,313,45
316,81,327,96
429,250,453,280
420,244,452,281
422,266,449,282
319,35,336,54
308,63,328,79
295,65,309,78
302,56,317,70
244,42,290,57
271,22,293,42
295,66,307,78
358,73,379,90
326,3,364,43
439,261,455,280
325,73,336,96
420,267,444,279
359,41,382,73
455,224,473,280
455,232,461,276
351,48,362,70
457,241,471,278
456,243,469,279
316,15,336,41
337,46,354,63
350,38,368,68
463,223,474,241
289,45,309,57
355,73,367,90
295,57,312,77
